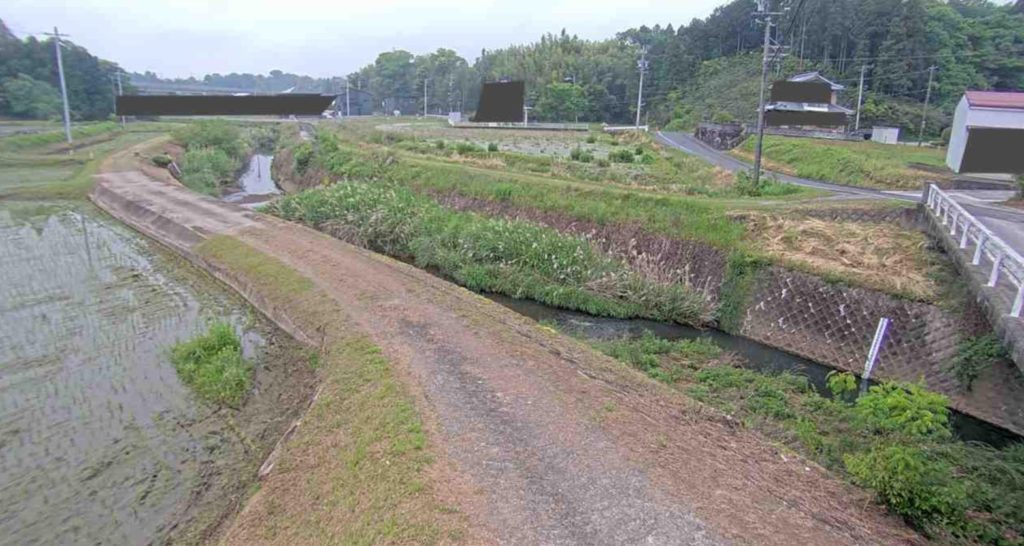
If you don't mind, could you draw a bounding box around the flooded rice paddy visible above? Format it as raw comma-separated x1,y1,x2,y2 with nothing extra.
0,200,312,545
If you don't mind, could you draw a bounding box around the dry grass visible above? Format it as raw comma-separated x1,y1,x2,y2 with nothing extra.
741,213,939,300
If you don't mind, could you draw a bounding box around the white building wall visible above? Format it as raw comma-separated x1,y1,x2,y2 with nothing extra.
947,96,970,173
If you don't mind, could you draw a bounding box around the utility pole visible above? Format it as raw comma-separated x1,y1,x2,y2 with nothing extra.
423,78,429,116
752,1,776,188
918,65,937,146
854,64,868,132
635,46,647,130
45,27,73,148
115,71,125,129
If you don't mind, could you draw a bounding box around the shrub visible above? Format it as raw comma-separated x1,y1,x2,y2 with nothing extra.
173,120,246,159
293,141,314,174
734,170,765,197
634,145,644,156
855,382,951,439
940,127,952,147
845,445,966,528
609,149,635,163
170,321,252,408
569,147,583,161
455,142,483,155
578,151,594,163
487,142,498,152
826,371,858,398
179,147,239,195
663,118,690,131
585,134,597,144
949,334,1008,390
435,139,446,150
151,154,173,167
711,111,737,124
595,158,610,168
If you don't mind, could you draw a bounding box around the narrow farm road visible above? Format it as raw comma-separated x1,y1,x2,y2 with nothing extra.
90,164,922,545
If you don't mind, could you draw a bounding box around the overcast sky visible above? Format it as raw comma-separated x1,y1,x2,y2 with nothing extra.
3,0,725,78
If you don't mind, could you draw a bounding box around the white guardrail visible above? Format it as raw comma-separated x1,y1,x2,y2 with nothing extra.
926,184,1024,317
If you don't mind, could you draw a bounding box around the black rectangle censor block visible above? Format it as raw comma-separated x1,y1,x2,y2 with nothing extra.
770,81,832,104
472,81,525,123
116,94,335,116
960,128,1024,174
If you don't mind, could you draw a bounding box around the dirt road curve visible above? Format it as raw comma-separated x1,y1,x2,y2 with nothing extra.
91,165,921,545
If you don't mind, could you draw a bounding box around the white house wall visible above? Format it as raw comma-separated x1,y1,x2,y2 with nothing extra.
947,97,969,172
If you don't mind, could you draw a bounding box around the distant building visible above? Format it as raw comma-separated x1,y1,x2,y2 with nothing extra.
871,126,900,144
765,71,853,131
946,91,1024,174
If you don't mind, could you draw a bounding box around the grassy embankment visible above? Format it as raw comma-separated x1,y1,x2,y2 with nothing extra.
274,124,944,304
0,121,172,199
198,235,466,544
170,321,252,408
583,330,1024,545
731,135,949,190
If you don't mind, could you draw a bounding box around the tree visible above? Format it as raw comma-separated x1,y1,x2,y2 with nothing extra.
373,50,416,113
0,74,61,119
534,82,589,122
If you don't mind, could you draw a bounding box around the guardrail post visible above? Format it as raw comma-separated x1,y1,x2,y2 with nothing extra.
1013,286,1024,318
950,212,959,236
942,203,949,225
973,234,986,265
960,225,969,249
988,252,1004,287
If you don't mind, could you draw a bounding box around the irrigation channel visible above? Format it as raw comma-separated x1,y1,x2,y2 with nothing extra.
222,154,279,208
0,154,310,546
487,294,1021,448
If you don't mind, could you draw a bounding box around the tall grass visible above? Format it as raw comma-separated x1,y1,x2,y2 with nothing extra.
170,321,252,408
265,181,714,325
0,121,120,153
172,121,247,195
587,331,1024,543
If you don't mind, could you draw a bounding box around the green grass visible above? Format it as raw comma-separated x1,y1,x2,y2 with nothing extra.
0,121,120,153
169,321,252,408
586,330,1024,544
172,121,248,195
265,181,714,325
733,135,948,190
195,236,465,544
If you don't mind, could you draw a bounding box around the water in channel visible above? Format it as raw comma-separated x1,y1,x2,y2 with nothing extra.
222,154,278,208
0,201,266,545
486,294,1021,448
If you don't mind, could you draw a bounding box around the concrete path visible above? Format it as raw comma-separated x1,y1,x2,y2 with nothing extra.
656,130,1024,259
89,165,921,545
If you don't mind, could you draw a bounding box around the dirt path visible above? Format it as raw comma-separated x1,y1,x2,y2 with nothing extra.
90,164,922,545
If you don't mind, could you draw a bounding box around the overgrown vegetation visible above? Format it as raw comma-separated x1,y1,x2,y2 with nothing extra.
172,121,247,195
264,181,713,325
949,334,1010,391
586,332,1024,544
169,321,252,408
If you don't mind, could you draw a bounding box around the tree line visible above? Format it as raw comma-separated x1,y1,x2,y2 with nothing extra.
2,0,1021,124
0,19,131,121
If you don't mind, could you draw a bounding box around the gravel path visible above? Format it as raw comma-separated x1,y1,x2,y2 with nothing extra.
90,162,923,545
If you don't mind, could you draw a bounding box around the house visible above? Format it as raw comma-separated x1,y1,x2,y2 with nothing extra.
765,71,853,130
947,91,1024,174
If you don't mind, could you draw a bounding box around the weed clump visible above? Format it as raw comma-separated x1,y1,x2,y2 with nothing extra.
609,148,634,163
170,321,252,408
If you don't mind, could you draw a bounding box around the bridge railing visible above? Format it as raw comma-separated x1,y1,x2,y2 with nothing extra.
926,184,1024,317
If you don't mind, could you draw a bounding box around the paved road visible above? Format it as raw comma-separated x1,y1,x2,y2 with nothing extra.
656,130,1024,255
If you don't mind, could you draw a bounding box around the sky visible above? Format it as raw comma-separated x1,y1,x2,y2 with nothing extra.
3,0,726,78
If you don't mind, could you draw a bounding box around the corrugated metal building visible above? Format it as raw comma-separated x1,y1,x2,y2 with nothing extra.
947,91,1024,174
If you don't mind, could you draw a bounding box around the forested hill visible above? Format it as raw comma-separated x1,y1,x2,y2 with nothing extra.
348,0,1024,131
3,0,1022,125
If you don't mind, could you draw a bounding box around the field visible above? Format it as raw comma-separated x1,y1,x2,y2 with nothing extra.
731,134,950,190
289,118,948,302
